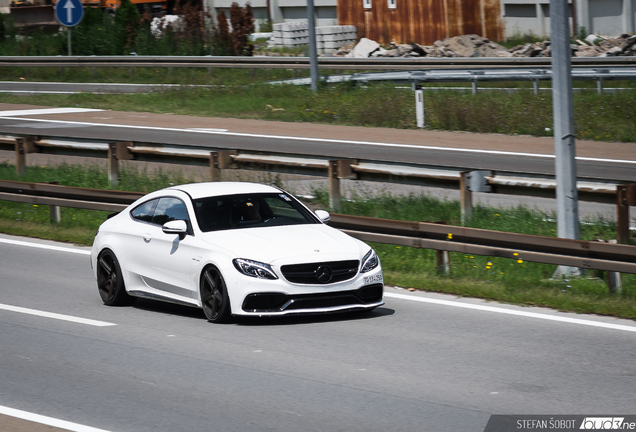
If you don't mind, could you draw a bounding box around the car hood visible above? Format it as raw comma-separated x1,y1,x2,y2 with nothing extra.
199,224,366,264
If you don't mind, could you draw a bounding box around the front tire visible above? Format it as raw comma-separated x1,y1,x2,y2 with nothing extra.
200,266,231,323
97,249,135,306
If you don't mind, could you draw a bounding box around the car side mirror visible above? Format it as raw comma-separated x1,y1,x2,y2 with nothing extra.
163,220,188,238
315,210,331,223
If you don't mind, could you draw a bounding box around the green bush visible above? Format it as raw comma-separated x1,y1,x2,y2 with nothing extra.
0,2,253,57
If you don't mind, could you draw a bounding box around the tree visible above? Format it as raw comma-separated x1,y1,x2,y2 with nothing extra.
115,0,141,53
216,2,254,56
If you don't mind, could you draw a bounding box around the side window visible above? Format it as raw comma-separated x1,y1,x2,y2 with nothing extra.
130,199,158,223
152,197,191,228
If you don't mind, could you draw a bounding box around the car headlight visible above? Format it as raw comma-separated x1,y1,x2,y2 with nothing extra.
233,258,278,280
360,249,379,273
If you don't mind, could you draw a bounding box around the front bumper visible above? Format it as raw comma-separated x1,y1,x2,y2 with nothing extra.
227,264,385,316
242,283,384,314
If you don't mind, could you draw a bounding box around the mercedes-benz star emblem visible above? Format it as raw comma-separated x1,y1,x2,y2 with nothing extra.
315,265,333,283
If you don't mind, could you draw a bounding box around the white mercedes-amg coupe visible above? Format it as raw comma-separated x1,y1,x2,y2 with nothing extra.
90,182,384,323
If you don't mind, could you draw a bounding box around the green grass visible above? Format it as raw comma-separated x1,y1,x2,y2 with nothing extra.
0,65,307,85
0,162,634,320
0,77,634,142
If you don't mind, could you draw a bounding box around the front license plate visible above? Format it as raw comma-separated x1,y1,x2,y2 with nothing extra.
363,274,383,284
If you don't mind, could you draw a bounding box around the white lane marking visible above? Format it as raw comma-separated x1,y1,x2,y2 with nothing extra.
0,91,84,94
1,116,634,165
0,238,91,255
0,405,113,432
385,292,636,333
188,128,229,132
0,108,104,116
0,304,115,327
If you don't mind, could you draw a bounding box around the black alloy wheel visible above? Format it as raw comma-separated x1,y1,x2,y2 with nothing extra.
97,249,136,306
200,266,231,323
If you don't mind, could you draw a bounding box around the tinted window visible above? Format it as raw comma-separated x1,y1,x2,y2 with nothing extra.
151,197,190,227
131,199,158,223
193,193,317,232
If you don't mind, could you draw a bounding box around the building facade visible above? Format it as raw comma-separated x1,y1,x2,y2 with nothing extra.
504,0,635,39
204,0,635,42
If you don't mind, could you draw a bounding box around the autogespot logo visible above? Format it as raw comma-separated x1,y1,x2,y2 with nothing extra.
580,418,633,430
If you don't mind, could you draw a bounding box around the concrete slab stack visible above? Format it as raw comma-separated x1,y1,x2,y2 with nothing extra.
269,21,357,54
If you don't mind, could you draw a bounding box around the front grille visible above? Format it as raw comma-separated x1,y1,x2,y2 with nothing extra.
242,284,384,313
281,260,359,284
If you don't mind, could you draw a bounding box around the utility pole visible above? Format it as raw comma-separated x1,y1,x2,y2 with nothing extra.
551,0,580,277
307,0,319,92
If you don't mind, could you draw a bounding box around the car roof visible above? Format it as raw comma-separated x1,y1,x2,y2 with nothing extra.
165,182,282,200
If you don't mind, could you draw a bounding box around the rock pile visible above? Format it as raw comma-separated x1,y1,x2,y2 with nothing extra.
573,33,636,57
329,33,636,58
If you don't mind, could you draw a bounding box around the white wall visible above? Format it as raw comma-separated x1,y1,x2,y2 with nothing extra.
502,0,633,40
206,0,632,39
205,0,337,31
589,0,624,36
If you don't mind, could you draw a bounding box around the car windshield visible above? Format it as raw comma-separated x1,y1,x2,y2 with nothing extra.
192,192,318,232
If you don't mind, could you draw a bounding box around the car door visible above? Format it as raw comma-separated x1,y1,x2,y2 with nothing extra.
136,196,199,302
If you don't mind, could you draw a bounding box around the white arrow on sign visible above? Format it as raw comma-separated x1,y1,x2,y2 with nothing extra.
63,0,75,24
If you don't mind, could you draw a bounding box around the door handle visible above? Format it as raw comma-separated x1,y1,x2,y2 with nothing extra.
143,234,152,243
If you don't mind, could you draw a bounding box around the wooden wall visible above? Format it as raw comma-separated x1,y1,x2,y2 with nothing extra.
337,0,504,46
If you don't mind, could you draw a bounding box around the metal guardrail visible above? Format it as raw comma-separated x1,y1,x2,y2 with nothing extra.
274,67,636,93
3,55,636,71
1,135,634,242
1,179,635,275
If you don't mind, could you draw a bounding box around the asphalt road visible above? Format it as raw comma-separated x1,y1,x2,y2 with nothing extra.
2,234,636,432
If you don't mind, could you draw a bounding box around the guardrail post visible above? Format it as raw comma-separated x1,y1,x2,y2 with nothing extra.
210,150,237,181
329,161,341,211
328,159,358,211
50,205,62,223
208,68,214,77
130,67,135,77
607,239,623,294
460,172,472,225
14,137,38,176
436,250,450,275
108,142,133,186
617,185,635,243
461,170,492,225
470,71,484,95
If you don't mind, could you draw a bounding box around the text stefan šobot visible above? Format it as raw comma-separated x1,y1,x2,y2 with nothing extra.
484,416,636,432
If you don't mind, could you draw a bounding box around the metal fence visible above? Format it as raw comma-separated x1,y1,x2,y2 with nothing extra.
1,135,634,244
1,180,634,288
2,55,636,72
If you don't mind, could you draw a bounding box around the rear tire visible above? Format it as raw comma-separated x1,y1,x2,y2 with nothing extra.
200,266,231,323
97,249,136,306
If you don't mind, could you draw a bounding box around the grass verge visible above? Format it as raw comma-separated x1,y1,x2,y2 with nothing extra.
0,70,635,142
0,162,634,320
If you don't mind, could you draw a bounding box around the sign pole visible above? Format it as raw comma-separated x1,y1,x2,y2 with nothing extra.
54,0,84,55
307,0,318,92
550,0,580,278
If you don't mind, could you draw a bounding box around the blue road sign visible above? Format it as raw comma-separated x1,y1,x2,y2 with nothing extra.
54,0,85,27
